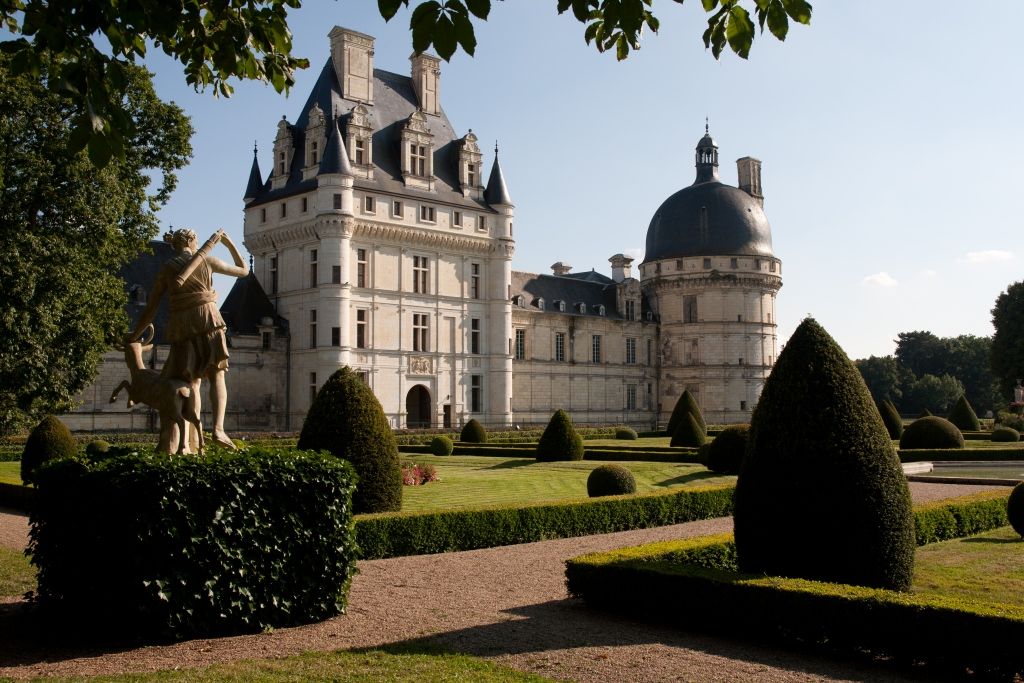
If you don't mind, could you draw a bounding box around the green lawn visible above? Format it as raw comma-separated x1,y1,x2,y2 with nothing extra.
0,461,20,485
912,526,1024,606
582,436,671,448
399,455,732,513
0,545,33,597
36,644,555,682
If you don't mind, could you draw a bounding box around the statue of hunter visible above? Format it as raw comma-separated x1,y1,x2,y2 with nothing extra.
127,228,249,450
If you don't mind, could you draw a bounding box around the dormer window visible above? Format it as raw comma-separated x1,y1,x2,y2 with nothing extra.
512,294,524,307
468,164,477,186
410,144,427,176
345,104,374,177
272,115,294,184
536,298,545,310
576,303,586,314
304,103,325,175
277,151,286,175
355,139,366,165
401,110,434,190
595,305,606,316
556,300,566,312
458,131,482,196
310,140,319,166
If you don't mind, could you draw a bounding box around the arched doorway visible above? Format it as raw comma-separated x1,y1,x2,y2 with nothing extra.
406,385,431,429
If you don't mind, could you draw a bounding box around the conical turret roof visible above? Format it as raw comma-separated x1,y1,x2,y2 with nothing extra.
484,148,512,206
244,144,264,201
319,117,353,176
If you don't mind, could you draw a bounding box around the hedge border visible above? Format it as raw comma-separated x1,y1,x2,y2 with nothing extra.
899,447,1024,462
566,492,1019,678
396,445,700,462
354,484,734,560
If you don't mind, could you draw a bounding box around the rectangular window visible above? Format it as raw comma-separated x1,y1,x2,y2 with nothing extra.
332,265,341,284
741,400,748,411
703,257,712,269
555,332,566,362
309,309,317,349
730,257,739,269
364,195,375,213
309,372,317,405
280,202,287,218
647,338,652,366
514,329,526,360
413,313,429,352
625,300,636,321
755,258,762,270
356,309,367,349
625,337,637,365
270,256,278,295
301,197,308,213
410,143,427,176
470,263,481,300
413,255,429,294
419,205,436,222
626,385,637,411
355,138,366,165
467,163,477,186
331,326,340,347
478,215,487,231
770,261,777,273
278,151,285,176
261,331,272,350
260,207,266,223
452,210,462,227
356,248,367,288
309,249,318,288
470,318,481,354
333,193,342,210
310,141,318,166
591,335,602,363
393,200,403,218
683,295,698,323
357,370,369,384
470,375,482,412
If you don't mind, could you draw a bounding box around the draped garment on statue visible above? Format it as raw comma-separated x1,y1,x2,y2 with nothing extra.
161,254,230,382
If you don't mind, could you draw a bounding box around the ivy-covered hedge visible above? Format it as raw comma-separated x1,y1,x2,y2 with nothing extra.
355,483,734,559
898,447,1024,462
29,447,359,638
566,492,1020,679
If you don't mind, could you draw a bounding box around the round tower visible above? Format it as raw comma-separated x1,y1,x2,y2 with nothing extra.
640,128,782,424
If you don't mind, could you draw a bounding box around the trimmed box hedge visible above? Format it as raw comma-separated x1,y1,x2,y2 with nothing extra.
899,447,1024,462
29,447,359,638
354,483,734,559
566,492,1019,678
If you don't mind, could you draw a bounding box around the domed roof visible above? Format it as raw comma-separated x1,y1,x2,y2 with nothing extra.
643,131,773,263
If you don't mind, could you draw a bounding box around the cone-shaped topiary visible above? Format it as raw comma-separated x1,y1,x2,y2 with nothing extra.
734,318,916,591
991,426,1020,442
899,416,965,450
587,464,637,497
947,394,981,432
706,424,749,474
22,415,78,485
665,389,706,437
536,409,584,461
297,367,401,513
460,419,487,443
877,399,904,440
671,412,706,448
1008,483,1024,538
430,435,454,455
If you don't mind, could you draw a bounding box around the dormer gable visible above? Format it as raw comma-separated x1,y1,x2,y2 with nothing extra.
401,109,434,191
346,103,374,179
458,130,483,198
303,103,326,180
271,115,294,190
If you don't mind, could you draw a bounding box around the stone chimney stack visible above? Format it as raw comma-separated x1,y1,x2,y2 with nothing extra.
551,262,572,276
609,254,634,283
737,156,763,206
410,52,441,115
329,27,374,104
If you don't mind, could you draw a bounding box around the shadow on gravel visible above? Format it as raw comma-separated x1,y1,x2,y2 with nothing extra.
386,598,931,683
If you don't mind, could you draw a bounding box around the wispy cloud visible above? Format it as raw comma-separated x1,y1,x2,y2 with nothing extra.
863,272,899,288
920,269,938,278
623,247,645,262
964,250,1013,264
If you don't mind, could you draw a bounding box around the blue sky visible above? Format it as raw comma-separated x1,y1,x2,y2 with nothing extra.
144,2,1024,360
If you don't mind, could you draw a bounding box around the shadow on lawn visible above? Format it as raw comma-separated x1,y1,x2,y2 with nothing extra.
961,536,1023,544
653,470,723,487
483,459,536,470
384,599,924,683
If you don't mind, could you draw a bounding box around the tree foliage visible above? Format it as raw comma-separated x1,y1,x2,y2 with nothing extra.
0,55,192,436
992,281,1024,404
855,356,905,404
734,318,915,591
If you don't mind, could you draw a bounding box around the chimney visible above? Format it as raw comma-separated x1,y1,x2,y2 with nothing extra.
609,254,634,283
737,156,763,206
551,262,572,276
329,27,374,104
410,52,441,115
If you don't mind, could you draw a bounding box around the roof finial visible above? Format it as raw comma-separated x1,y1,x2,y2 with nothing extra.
705,117,709,134
494,140,499,157
249,253,254,270
252,140,258,156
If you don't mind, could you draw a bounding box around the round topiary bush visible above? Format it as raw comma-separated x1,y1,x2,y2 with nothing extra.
734,318,916,591
586,464,637,497
1008,483,1024,539
899,416,965,450
671,412,706,448
297,366,402,513
706,424,749,474
991,426,1020,442
21,415,78,485
947,394,981,432
665,389,705,437
614,426,637,440
430,435,454,455
460,419,487,444
877,399,904,440
536,409,584,462
84,439,111,458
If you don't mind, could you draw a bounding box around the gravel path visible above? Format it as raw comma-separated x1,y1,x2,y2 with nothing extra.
0,482,1005,681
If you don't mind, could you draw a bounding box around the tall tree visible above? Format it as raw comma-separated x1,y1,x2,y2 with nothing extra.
855,355,904,403
894,331,947,379
1,0,811,166
901,374,963,416
0,54,192,435
943,335,998,415
992,281,1024,405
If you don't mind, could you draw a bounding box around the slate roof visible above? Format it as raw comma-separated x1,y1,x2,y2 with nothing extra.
220,272,287,335
244,147,263,201
247,60,495,212
510,270,654,321
484,155,512,206
120,241,174,345
319,116,352,176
